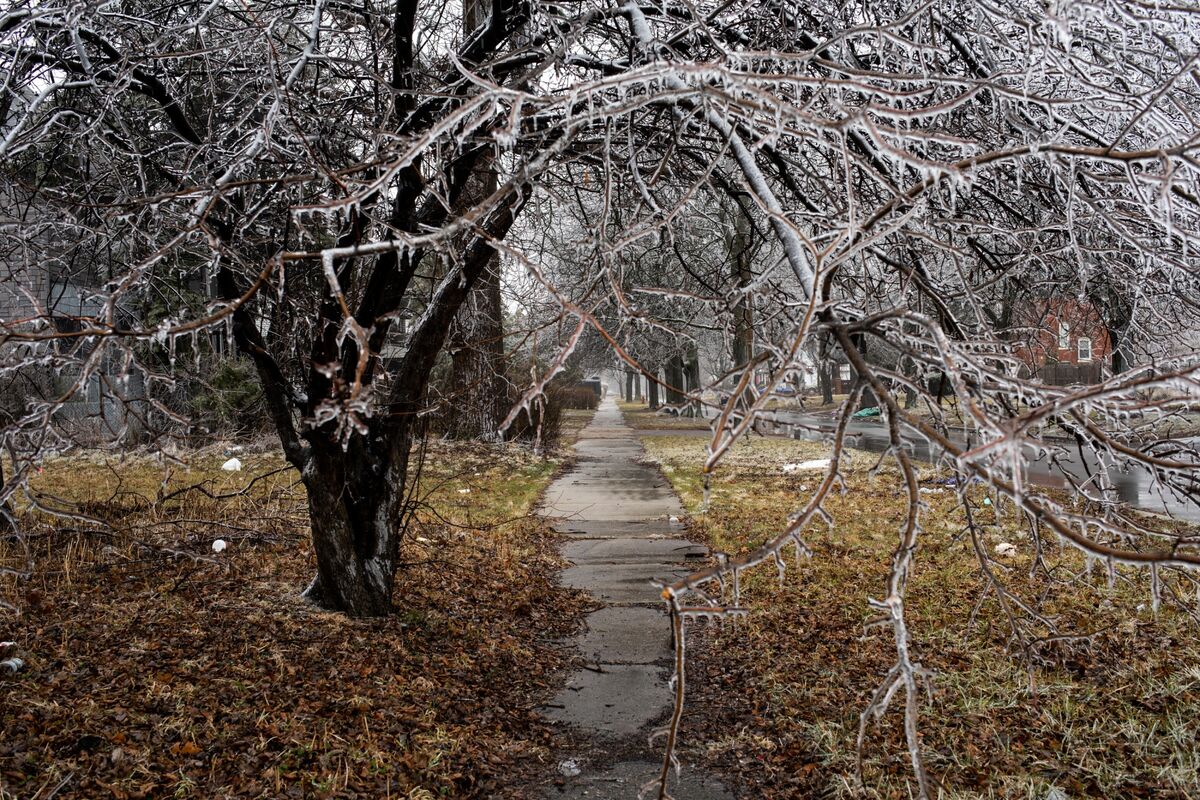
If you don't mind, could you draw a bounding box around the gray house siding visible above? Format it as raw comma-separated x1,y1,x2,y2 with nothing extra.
1,198,147,443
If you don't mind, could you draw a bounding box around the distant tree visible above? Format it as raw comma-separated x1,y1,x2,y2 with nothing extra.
444,0,510,441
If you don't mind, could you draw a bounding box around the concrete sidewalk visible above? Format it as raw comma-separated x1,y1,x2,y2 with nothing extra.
539,395,731,799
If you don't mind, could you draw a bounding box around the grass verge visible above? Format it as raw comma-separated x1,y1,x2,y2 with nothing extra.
559,407,598,442
642,434,1200,799
616,400,712,430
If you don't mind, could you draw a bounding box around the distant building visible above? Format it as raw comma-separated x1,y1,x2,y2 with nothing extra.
1015,297,1112,385
0,185,148,442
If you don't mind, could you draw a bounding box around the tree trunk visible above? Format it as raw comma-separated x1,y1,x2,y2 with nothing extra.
445,0,506,440
648,371,660,409
816,334,834,405
819,363,833,405
625,370,634,402
730,201,754,384
899,355,918,408
683,349,702,417
665,354,685,405
1108,311,1132,374
1088,282,1133,375
0,459,14,532
848,331,878,409
447,271,507,439
299,426,411,616
231,173,522,618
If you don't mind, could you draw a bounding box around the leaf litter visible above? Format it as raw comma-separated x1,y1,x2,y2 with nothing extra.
0,440,589,799
643,434,1200,799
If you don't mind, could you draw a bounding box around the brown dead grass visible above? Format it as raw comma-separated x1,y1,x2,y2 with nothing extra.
644,434,1200,800
616,399,712,430
0,440,587,799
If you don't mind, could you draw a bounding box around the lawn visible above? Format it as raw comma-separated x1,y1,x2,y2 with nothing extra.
617,399,713,430
0,435,590,799
618,393,857,425
559,407,598,442
642,434,1200,799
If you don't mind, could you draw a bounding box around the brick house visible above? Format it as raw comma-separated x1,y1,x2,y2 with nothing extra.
1015,297,1112,384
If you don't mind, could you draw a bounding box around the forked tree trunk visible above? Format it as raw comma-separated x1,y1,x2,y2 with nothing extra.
300,431,411,616
1111,344,1127,374
230,188,521,618
214,0,529,618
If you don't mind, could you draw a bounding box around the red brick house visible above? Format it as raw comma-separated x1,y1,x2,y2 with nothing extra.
1015,298,1112,383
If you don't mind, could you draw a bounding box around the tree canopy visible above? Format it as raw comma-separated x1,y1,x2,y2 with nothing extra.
4,1,1200,795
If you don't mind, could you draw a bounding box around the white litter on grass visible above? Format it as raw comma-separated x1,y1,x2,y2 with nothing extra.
415,536,431,544
669,515,680,523
1,656,24,674
782,459,831,474
919,487,944,495
994,542,1018,557
211,539,228,553
458,488,471,494
221,457,242,472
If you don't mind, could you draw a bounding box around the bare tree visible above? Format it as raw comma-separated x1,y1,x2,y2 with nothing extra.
2,0,543,615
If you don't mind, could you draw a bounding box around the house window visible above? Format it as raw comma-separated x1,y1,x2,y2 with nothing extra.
1077,337,1092,362
1057,321,1070,349
839,364,851,381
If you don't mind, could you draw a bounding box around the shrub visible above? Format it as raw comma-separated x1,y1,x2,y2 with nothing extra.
558,386,598,410
190,357,268,435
